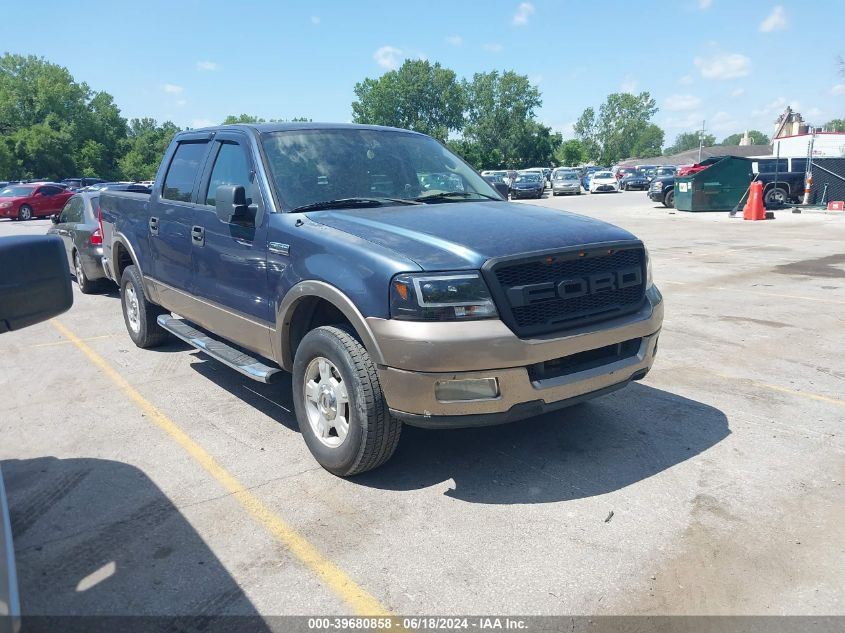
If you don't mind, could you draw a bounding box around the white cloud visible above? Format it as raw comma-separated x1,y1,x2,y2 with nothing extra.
512,2,535,26
175,99,187,107
730,87,745,97
446,35,463,46
162,83,183,94
698,0,713,8
483,43,504,53
620,75,637,93
831,83,845,95
662,112,705,130
709,111,739,133
373,45,403,70
805,107,824,120
759,6,788,32
678,74,694,85
191,118,214,128
752,96,798,119
664,94,702,111
310,15,320,24
196,61,217,71
693,53,751,80
530,74,543,85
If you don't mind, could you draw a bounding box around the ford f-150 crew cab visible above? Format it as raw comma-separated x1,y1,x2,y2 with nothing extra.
100,123,663,476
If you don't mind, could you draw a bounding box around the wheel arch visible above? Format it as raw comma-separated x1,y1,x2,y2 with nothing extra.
275,281,385,372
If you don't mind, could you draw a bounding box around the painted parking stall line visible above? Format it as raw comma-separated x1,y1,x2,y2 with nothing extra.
49,318,391,617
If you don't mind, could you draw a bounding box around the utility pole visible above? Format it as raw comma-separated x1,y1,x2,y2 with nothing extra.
698,119,706,163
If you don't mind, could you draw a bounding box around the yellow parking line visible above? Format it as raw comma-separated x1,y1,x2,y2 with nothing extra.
50,319,390,616
29,334,115,349
716,372,845,407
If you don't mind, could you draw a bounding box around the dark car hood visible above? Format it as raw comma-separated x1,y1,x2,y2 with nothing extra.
306,201,638,270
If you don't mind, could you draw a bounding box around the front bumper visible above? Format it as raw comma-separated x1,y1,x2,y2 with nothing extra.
553,185,580,193
648,189,664,202
371,286,663,427
511,188,542,198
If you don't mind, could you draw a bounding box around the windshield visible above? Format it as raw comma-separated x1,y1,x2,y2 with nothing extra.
0,186,34,197
594,172,613,178
515,173,540,182
261,129,499,210
555,172,577,180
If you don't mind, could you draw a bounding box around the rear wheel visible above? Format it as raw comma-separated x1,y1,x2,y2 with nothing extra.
663,189,675,208
120,264,168,348
74,250,100,294
18,205,32,221
764,187,788,207
293,325,402,477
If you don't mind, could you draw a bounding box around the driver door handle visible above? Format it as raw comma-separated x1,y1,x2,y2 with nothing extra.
149,216,159,236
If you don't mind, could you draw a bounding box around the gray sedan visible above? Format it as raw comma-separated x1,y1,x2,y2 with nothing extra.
47,192,111,293
552,170,582,195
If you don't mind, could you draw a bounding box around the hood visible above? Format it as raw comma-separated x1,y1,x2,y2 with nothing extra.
306,201,638,270
512,180,543,187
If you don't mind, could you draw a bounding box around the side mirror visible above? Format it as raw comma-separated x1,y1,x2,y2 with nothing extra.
215,185,253,224
0,235,73,333
493,182,509,199
51,214,61,224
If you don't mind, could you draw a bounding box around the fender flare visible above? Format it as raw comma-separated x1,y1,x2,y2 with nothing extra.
274,280,385,372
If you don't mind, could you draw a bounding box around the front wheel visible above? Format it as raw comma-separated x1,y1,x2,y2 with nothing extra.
293,326,402,477
120,264,168,348
18,205,33,221
663,189,675,208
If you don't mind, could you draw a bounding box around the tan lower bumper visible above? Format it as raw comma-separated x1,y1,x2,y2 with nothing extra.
378,331,659,418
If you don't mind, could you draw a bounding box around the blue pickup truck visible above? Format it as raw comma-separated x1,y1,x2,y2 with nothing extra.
100,123,663,476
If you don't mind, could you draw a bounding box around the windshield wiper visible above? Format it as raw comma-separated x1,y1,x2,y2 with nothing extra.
290,197,422,213
414,191,499,203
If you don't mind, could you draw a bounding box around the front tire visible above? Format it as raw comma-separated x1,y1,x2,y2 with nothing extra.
764,187,788,207
18,205,33,221
293,326,402,477
120,264,168,348
663,189,675,208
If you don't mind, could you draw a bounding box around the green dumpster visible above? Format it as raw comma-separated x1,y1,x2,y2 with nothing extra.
674,156,753,212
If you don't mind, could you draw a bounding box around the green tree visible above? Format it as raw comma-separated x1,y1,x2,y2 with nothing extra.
824,119,845,132
631,124,664,158
575,93,661,165
554,139,587,166
664,131,715,156
118,118,181,181
352,59,464,141
720,130,770,145
460,70,554,169
222,114,267,124
0,53,126,180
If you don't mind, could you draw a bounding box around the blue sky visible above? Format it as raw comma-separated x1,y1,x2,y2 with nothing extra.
3,0,843,143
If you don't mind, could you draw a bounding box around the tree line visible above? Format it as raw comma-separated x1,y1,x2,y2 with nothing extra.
3,53,840,182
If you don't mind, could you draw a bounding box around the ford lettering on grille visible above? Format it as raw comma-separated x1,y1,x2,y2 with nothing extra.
506,266,642,307
486,246,647,337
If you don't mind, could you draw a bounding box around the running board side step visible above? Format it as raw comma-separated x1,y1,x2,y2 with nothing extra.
157,315,284,384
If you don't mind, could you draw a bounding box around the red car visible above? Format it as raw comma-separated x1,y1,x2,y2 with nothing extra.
0,183,74,221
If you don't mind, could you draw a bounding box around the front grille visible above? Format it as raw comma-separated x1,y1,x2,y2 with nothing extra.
527,338,642,382
486,245,646,337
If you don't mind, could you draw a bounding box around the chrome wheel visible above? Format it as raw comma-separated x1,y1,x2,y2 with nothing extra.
19,206,32,221
74,252,85,284
124,284,141,334
303,356,349,448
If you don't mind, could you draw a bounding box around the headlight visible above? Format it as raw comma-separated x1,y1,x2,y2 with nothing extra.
0,202,11,209
645,247,654,288
390,272,498,321
652,181,663,190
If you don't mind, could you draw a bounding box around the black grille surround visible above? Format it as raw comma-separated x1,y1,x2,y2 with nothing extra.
482,242,647,337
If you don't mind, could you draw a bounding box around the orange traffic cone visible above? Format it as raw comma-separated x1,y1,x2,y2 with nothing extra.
744,181,766,221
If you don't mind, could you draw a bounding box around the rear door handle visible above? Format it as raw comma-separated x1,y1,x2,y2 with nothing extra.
149,216,159,236
191,225,205,246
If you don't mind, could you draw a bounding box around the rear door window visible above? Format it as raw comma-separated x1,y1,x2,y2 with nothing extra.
162,141,209,202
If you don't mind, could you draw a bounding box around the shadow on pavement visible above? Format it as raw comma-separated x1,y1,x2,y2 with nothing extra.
180,353,729,505
355,382,729,504
2,456,271,631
